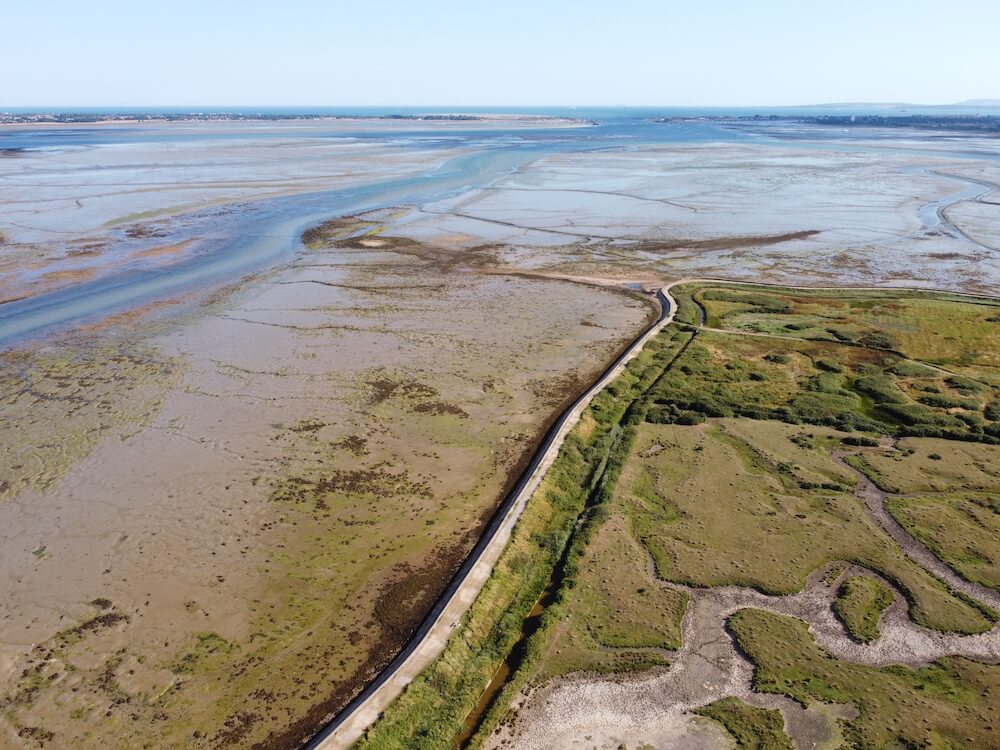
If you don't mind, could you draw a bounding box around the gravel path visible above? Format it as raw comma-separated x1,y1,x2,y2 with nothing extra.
312,279,999,750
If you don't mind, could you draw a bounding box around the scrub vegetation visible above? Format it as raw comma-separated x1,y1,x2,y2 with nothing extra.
832,575,894,643
730,608,1000,749
694,697,794,750
377,282,1000,750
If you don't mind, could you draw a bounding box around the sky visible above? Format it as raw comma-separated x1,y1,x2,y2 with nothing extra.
3,0,999,108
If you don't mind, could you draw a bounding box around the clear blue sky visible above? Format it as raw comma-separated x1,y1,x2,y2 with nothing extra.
3,0,998,107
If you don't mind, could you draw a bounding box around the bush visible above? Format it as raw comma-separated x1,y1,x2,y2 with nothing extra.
984,402,1000,421
764,353,791,364
786,392,857,422
946,376,985,394
858,331,897,350
917,394,979,410
827,328,858,342
815,359,843,373
878,403,965,428
842,436,880,447
800,481,846,492
805,372,846,395
888,361,937,378
853,375,907,404
646,404,706,425
956,412,984,431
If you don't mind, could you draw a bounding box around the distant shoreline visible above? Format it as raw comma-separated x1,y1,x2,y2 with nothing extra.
0,112,587,127
661,113,1000,135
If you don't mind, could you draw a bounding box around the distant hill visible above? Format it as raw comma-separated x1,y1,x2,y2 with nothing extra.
956,99,1000,106
800,102,915,109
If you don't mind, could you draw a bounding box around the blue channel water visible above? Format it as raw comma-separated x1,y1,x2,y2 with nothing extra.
0,117,740,344
2,105,998,344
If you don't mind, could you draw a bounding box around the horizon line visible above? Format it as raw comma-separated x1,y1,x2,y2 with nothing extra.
3,100,1000,111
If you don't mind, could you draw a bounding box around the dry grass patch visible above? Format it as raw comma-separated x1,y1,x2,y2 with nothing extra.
887,493,1000,593
624,422,992,633
849,438,1000,494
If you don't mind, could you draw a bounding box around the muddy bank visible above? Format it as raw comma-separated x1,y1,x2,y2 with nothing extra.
0,220,655,749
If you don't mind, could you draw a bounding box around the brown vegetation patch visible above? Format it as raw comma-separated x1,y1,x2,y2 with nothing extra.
636,230,819,253
125,223,168,239
246,540,472,750
330,434,369,455
288,417,326,434
412,400,469,417
367,376,437,404
57,611,130,645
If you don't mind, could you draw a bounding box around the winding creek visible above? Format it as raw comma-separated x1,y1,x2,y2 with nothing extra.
481,286,1000,750
0,120,735,345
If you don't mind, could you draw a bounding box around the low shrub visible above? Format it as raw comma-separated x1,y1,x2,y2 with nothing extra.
842,435,880,447
853,375,908,404
917,394,980,410
815,359,843,373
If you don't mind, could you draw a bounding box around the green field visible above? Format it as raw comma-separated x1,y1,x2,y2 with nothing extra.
832,576,894,643
730,608,1000,749
360,282,1000,749
694,698,794,750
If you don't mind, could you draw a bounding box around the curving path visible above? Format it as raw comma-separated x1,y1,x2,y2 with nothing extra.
306,282,681,749
483,280,1000,750
310,278,999,750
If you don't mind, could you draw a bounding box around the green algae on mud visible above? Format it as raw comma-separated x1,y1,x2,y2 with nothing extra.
0,340,184,500
0,218,657,750
354,329,690,750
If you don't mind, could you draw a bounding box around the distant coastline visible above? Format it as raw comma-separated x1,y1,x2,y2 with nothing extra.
0,111,583,126
661,113,1000,135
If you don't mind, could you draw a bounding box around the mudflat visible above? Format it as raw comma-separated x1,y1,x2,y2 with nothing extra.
2,117,999,749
